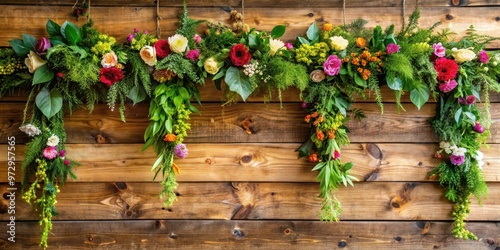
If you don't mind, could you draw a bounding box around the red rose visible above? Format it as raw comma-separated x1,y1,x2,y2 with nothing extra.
154,39,171,59
100,67,123,87
229,43,251,66
434,57,458,82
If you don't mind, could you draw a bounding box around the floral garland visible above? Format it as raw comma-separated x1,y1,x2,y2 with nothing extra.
1,3,500,247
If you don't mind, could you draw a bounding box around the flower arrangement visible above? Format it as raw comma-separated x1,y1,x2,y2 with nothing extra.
1,3,500,247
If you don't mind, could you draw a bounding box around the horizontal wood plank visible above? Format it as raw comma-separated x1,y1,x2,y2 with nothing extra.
0,220,498,249
2,102,500,144
1,182,499,221
0,6,499,48
1,143,499,182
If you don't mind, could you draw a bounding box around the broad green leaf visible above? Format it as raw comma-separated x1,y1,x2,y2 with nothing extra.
61,21,82,45
386,76,402,90
151,154,164,171
297,36,310,45
224,66,253,101
354,73,367,87
212,67,226,81
464,111,476,122
49,36,66,46
32,64,54,85
9,39,30,56
384,33,397,46
339,65,347,75
127,86,147,105
306,23,319,41
248,33,258,49
165,117,173,133
344,162,354,171
178,87,190,100
46,20,62,37
271,25,286,39
312,162,326,171
22,34,36,51
455,107,462,124
296,139,313,158
173,95,184,108
35,88,63,119
410,85,429,110
69,45,88,59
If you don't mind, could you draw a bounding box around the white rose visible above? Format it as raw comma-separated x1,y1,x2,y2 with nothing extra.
47,134,60,147
140,46,157,66
269,39,285,56
25,50,47,73
451,48,476,63
329,36,349,51
168,34,188,54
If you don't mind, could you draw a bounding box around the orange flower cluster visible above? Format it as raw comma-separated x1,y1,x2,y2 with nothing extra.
153,69,176,83
343,50,383,81
163,133,177,142
304,111,336,142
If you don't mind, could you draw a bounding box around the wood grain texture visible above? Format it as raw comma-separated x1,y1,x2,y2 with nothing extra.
1,182,499,221
0,6,499,47
1,143,499,182
0,220,498,249
2,102,500,144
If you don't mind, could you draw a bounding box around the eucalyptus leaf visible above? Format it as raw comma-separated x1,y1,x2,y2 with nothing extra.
224,66,253,101
455,107,463,124
9,39,30,56
410,85,429,110
32,64,54,85
248,33,258,48
127,86,147,105
22,34,36,51
297,36,310,45
35,88,63,119
386,76,402,90
306,23,319,41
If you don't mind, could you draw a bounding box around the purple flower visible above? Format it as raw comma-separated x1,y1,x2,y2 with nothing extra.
386,43,400,55
473,122,484,133
323,55,342,76
285,42,293,50
64,159,71,165
450,154,465,166
458,97,466,104
133,28,139,33
34,37,51,55
193,34,202,44
185,49,200,61
438,79,458,93
43,146,58,160
174,143,188,159
127,34,135,43
301,102,307,109
433,43,446,58
478,50,489,63
59,149,66,158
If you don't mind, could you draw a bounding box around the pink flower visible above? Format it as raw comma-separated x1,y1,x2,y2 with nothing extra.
127,34,135,43
34,37,51,55
473,122,484,133
301,102,307,109
478,50,489,63
465,95,476,105
43,146,58,160
185,49,200,61
285,42,293,50
133,28,139,33
386,43,400,55
450,154,465,166
323,55,342,76
59,149,66,158
64,159,71,165
438,79,458,93
433,43,446,58
193,34,202,44
174,143,188,159
333,150,341,160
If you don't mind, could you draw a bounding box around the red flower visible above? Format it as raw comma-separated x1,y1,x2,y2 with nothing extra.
100,67,123,87
154,39,171,59
229,44,251,66
434,57,458,82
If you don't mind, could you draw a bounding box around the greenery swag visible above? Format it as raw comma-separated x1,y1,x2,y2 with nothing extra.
0,3,499,248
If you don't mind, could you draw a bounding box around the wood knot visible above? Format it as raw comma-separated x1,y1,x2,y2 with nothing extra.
366,143,383,159
389,196,403,209
233,229,245,238
241,117,254,134
95,134,107,144
284,228,291,234
485,238,496,245
88,236,94,242
115,182,127,190
169,232,178,239
416,221,431,234
338,241,347,248
307,12,314,17
205,158,214,165
394,236,403,242
496,17,500,22
445,14,454,21
241,154,253,164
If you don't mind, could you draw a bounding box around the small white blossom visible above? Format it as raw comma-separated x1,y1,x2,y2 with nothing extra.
46,134,60,147
452,147,467,156
19,124,42,137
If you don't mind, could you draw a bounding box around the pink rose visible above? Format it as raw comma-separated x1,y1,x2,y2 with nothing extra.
433,43,446,58
285,42,293,50
185,49,200,61
323,55,342,76
438,79,458,93
386,43,400,55
193,34,202,44
43,146,58,160
478,50,489,63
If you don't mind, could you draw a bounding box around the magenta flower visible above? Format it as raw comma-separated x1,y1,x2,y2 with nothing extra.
174,143,188,159
433,43,446,58
386,43,400,55
185,49,200,61
285,42,293,50
133,28,139,33
333,150,341,160
301,102,307,109
127,34,135,43
473,122,485,133
34,37,51,55
42,146,58,160
64,159,71,165
59,149,66,158
438,79,458,93
323,55,342,76
478,50,489,63
193,34,202,44
465,95,476,105
450,154,465,166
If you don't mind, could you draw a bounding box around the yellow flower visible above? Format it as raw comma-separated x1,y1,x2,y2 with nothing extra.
269,38,285,56
101,51,118,68
204,57,220,75
24,51,46,73
451,48,476,63
329,36,349,51
140,45,157,66
168,34,188,54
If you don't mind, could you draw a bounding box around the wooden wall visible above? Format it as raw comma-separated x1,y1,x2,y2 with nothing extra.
1,0,500,249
